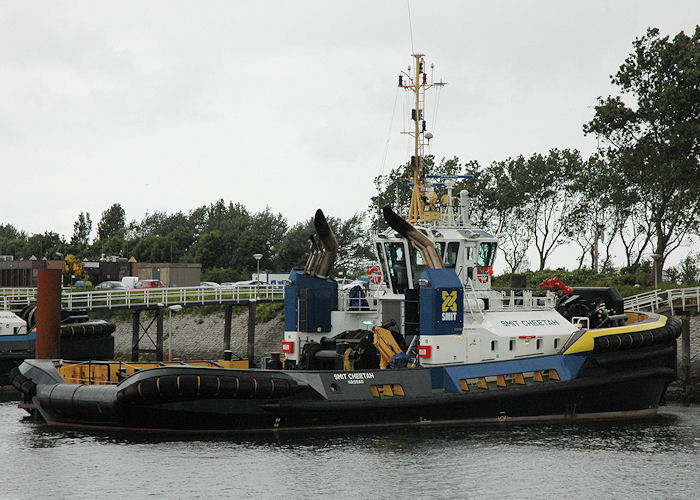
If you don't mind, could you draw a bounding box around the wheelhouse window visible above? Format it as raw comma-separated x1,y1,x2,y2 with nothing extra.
436,241,445,258
477,242,497,267
409,245,429,289
384,242,409,294
435,241,460,268
444,242,459,268
465,246,474,262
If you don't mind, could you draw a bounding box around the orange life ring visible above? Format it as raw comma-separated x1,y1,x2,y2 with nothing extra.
368,266,382,284
477,266,490,284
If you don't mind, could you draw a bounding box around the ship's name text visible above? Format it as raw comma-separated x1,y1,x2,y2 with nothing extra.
500,319,560,327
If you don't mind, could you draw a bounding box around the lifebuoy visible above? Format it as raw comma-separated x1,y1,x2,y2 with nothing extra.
366,265,382,284
477,266,490,284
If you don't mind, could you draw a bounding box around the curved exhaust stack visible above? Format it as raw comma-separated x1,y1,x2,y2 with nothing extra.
312,209,338,279
382,206,444,269
304,235,321,274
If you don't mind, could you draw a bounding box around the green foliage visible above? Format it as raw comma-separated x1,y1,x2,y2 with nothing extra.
201,267,243,283
97,203,127,241
256,303,284,324
665,252,700,286
70,212,92,250
584,27,700,282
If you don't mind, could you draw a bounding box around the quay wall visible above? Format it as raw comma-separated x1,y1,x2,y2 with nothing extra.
110,308,285,362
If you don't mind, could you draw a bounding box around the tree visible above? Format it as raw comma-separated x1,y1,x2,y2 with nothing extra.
584,27,700,284
567,155,627,271
478,158,535,274
63,254,88,286
0,224,26,258
330,212,374,277
275,218,315,272
70,212,92,246
97,203,127,241
24,231,65,260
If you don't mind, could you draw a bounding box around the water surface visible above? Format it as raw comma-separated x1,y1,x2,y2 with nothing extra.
1,403,697,499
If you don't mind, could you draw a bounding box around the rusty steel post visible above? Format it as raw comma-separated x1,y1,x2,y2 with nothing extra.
36,268,62,359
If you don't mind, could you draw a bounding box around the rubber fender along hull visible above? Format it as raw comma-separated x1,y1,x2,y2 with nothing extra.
44,366,674,432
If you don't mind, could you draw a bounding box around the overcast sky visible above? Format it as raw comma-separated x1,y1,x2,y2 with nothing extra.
1,1,697,268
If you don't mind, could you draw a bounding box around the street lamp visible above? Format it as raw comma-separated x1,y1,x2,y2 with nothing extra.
167,304,183,361
253,253,263,281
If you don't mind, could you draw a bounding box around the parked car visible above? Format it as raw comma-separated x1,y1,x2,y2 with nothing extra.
220,280,266,289
233,280,266,288
95,281,129,290
121,276,139,288
199,281,220,288
133,279,167,289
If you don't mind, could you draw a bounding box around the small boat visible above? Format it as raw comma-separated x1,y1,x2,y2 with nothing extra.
1,306,114,386
12,54,681,432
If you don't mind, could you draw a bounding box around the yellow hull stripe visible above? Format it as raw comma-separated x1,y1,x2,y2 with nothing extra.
564,315,667,354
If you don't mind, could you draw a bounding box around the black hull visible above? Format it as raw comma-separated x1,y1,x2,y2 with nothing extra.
111,370,670,432
16,340,678,433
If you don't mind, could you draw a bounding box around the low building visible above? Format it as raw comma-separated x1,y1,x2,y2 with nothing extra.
82,258,131,285
0,258,201,288
0,259,64,287
130,262,201,287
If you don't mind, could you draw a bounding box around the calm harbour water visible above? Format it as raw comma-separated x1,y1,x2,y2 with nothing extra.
0,402,698,499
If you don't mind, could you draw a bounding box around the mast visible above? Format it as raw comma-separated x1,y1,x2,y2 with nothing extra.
399,54,446,223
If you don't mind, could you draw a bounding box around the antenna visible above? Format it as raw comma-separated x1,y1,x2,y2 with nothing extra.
398,54,447,223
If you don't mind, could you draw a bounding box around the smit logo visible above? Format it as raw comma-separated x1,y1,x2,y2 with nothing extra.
441,290,458,321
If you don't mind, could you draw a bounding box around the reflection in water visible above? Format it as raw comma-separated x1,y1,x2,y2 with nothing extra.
0,403,698,499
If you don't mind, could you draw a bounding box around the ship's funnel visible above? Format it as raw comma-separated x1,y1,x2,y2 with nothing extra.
312,209,338,279
382,206,444,269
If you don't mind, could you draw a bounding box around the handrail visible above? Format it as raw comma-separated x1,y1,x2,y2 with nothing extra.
0,284,285,311
623,286,700,314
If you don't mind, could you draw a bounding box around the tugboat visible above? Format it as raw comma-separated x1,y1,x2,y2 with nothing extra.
12,54,681,432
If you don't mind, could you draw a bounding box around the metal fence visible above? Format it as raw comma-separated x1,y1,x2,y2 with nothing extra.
0,285,285,312
623,287,700,315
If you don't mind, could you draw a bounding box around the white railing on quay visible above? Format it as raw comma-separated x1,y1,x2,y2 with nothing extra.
0,287,37,310
624,286,700,315
0,285,285,311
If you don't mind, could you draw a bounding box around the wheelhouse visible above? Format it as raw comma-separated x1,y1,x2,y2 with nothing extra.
374,227,499,295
